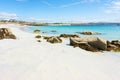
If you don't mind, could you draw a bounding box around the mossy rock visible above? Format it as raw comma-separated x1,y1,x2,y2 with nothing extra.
80,31,101,35
43,36,51,40
47,37,62,44
59,34,79,38
33,29,41,34
35,35,41,38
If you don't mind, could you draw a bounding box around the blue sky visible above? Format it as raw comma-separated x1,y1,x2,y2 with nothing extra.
0,0,120,22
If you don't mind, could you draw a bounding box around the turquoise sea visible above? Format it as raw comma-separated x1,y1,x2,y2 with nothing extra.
24,25,120,40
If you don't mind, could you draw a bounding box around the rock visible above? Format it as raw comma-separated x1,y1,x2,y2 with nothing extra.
60,34,79,38
70,36,107,51
35,35,41,38
42,32,47,34
114,47,120,52
47,36,62,43
111,40,120,47
107,44,117,51
51,30,57,32
0,28,16,39
37,40,41,42
8,34,16,39
107,40,120,51
70,38,98,52
43,36,51,40
33,29,40,34
107,41,111,45
87,37,107,50
80,31,92,35
80,31,101,35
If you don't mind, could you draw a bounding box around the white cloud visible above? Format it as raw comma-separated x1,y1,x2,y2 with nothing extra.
27,17,42,21
60,1,81,8
0,12,18,20
111,0,120,10
105,0,120,13
42,1,52,6
26,17,51,22
40,0,101,8
60,0,100,8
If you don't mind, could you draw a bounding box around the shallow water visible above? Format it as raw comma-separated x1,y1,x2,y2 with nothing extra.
24,25,120,40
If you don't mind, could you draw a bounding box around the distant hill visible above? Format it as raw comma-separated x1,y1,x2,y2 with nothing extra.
70,23,120,26
0,19,120,26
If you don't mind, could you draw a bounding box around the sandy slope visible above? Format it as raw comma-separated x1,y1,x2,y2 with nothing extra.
0,24,120,80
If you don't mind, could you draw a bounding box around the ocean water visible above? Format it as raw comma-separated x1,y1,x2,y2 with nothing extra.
24,25,120,40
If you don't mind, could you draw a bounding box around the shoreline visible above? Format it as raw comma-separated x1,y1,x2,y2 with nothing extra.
0,23,120,52
20,24,120,41
0,23,120,80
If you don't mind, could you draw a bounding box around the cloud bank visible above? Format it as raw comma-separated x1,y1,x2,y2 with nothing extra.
0,12,18,20
105,0,120,13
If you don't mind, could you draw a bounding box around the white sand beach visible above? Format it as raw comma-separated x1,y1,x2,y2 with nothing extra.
0,24,120,80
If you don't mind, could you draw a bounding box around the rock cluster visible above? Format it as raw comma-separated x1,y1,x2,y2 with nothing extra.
38,34,119,52
107,40,120,51
59,34,79,38
70,36,107,52
43,36,62,44
0,28,16,39
47,37,62,43
35,35,41,42
43,36,51,40
77,31,101,35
